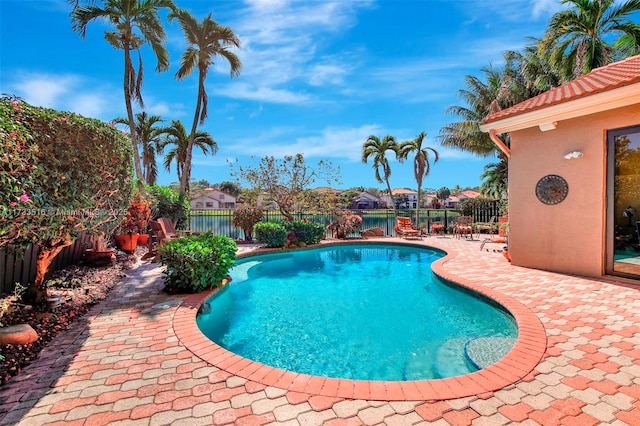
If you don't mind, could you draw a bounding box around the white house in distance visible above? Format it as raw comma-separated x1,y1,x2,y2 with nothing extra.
190,188,236,210
380,188,419,209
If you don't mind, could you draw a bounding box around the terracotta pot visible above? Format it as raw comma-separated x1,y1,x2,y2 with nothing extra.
502,246,511,262
115,233,139,253
84,248,115,267
137,234,149,245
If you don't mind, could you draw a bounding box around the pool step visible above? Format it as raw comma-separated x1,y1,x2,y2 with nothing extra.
434,337,475,379
464,337,516,369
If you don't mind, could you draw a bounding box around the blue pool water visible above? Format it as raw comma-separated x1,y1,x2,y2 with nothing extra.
196,244,517,381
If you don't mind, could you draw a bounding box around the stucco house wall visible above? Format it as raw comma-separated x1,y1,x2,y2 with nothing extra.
509,104,640,277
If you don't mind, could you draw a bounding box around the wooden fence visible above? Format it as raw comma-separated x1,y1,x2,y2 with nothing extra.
1,201,500,295
0,234,97,296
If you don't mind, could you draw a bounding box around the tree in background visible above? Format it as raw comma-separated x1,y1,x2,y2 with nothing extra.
114,112,166,185
398,131,439,227
232,154,341,221
436,187,451,207
362,135,401,219
218,181,241,198
161,120,217,186
540,0,640,80
480,160,509,200
169,8,241,196
71,0,175,192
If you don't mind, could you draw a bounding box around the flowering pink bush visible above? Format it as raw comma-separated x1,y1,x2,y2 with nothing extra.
327,211,363,238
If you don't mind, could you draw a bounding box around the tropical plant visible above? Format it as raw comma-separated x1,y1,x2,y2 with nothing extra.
71,0,176,192
286,220,325,245
114,112,166,185
147,184,190,230
539,0,640,79
437,65,508,157
0,100,132,307
232,206,264,242
254,222,287,248
169,8,242,196
159,232,237,293
398,131,439,230
118,191,152,234
161,120,217,185
436,187,451,205
361,135,401,219
480,159,509,200
327,210,363,239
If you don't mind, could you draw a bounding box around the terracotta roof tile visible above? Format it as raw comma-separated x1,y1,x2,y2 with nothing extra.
483,55,640,124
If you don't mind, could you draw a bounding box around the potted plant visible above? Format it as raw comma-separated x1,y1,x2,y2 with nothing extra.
85,209,123,267
115,193,151,253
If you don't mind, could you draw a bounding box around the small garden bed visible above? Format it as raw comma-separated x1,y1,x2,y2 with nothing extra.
0,248,140,387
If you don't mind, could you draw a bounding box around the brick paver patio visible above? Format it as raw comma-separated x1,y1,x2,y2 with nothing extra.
1,236,639,426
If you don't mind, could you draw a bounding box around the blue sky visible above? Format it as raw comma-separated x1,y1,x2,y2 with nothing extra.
1,0,566,192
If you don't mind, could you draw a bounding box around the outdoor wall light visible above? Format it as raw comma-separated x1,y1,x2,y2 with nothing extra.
563,150,583,160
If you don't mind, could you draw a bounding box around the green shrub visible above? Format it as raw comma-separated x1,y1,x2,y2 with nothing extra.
158,232,237,293
0,99,132,306
148,185,190,230
287,220,325,244
254,222,287,247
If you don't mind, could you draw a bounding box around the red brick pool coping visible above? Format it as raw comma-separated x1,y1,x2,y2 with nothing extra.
173,241,546,401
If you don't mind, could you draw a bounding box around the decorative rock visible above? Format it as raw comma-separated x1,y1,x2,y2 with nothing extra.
361,227,385,237
0,324,39,345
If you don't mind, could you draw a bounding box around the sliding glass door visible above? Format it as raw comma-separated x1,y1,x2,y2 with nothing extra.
607,125,640,278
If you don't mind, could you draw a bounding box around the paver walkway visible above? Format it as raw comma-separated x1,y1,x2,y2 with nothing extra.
1,236,639,425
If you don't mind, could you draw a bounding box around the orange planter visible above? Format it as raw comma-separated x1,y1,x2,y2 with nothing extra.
137,234,149,245
498,216,509,237
115,234,139,253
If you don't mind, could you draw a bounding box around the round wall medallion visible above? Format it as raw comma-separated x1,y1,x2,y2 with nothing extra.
535,174,569,205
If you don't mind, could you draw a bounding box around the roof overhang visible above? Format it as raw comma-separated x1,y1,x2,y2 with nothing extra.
479,82,640,134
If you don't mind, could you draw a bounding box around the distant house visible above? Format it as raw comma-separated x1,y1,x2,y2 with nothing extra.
380,189,419,209
443,190,481,208
351,192,381,210
190,188,236,210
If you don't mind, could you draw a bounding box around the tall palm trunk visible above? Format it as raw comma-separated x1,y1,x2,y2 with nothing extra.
180,73,205,197
384,172,397,219
123,46,145,193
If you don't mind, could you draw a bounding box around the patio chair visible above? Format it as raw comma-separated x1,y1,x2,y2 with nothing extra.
475,216,497,235
454,216,474,239
480,236,507,251
431,221,445,235
394,217,421,239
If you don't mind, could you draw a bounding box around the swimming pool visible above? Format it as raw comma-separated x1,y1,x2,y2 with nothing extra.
197,243,517,381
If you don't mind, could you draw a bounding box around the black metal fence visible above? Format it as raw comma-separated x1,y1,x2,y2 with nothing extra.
190,202,500,240
1,201,500,295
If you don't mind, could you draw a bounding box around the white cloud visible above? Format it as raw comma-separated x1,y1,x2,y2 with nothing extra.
215,82,310,103
530,0,565,19
13,74,76,107
6,72,124,120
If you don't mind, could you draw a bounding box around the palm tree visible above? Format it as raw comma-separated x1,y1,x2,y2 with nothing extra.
504,38,563,98
169,8,242,196
114,112,165,185
362,135,401,219
437,65,508,157
540,0,640,79
71,0,175,192
480,158,509,200
161,120,217,185
398,131,439,229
